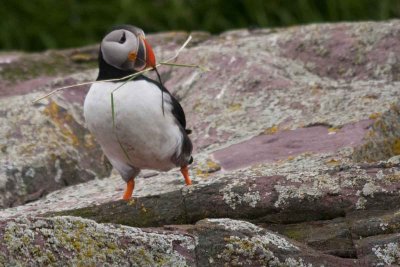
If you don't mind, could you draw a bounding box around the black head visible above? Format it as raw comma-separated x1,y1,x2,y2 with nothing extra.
97,25,156,81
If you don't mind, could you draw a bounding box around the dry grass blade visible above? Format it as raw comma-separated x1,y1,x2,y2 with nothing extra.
32,34,207,105
110,72,141,127
32,81,94,103
32,34,204,163
163,35,192,63
111,92,115,127
159,62,209,72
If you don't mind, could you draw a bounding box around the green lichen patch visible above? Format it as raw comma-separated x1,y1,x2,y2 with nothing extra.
0,216,195,266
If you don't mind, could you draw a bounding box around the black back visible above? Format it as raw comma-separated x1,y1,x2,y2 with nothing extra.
137,75,187,130
137,75,193,166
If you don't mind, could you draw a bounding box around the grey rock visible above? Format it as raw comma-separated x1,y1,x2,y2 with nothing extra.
1,21,400,266
0,216,196,266
0,216,358,266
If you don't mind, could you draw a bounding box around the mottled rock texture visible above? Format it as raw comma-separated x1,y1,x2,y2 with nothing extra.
1,21,400,266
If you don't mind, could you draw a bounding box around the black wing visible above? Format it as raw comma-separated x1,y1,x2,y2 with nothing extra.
137,75,193,165
137,75,189,131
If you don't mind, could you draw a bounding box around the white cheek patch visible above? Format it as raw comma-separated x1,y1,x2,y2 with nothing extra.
101,41,128,68
125,33,139,54
101,30,140,70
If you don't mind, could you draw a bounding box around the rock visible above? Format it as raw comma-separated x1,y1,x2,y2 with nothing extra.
353,104,400,162
0,216,358,266
355,233,400,266
0,89,112,208
1,21,400,265
0,216,196,266
266,217,356,258
189,218,357,266
213,120,371,170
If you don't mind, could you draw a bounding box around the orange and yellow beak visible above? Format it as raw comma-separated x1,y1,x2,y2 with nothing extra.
128,36,156,70
143,38,156,68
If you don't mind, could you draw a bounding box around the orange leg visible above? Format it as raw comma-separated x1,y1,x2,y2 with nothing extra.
122,178,135,200
180,166,192,185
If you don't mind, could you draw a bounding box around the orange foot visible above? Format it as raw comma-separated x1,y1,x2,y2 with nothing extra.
122,178,135,200
180,165,192,185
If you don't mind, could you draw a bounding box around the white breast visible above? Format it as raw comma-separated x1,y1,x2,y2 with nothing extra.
83,79,183,172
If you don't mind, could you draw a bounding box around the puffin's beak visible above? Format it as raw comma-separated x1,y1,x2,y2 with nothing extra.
143,38,156,68
128,36,156,71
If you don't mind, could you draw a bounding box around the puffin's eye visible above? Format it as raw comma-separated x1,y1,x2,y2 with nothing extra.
118,32,126,44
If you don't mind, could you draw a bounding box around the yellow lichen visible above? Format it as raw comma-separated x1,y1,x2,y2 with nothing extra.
43,101,80,146
283,229,305,240
386,174,400,183
71,53,94,63
369,112,382,120
85,248,94,258
196,168,208,178
228,103,242,112
263,125,279,135
2,217,190,266
328,127,340,133
393,139,400,155
84,134,96,148
73,240,81,251
47,252,56,263
325,158,341,166
127,199,136,206
141,204,147,213
207,159,221,170
195,159,221,178
193,101,203,112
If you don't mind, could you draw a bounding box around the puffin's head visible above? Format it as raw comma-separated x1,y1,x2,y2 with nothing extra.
100,25,156,72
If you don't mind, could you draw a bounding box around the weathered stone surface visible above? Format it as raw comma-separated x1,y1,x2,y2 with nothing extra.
189,218,357,266
0,216,197,266
0,216,359,267
213,120,372,170
355,233,400,266
266,217,355,258
0,91,111,208
1,21,400,265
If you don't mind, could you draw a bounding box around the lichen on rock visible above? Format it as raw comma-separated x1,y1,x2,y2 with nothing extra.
1,21,400,266
219,178,261,210
0,216,196,266
372,242,400,266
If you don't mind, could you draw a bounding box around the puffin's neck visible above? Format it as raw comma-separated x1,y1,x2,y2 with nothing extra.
96,51,136,81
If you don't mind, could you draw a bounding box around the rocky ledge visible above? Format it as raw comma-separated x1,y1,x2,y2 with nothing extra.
1,20,400,266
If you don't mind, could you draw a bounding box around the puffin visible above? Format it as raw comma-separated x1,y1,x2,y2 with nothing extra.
84,25,193,200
